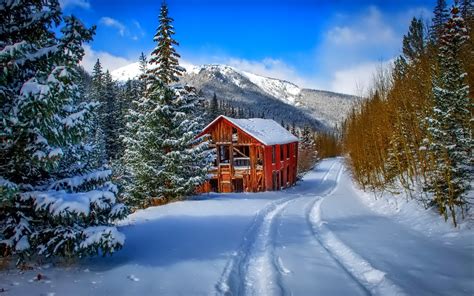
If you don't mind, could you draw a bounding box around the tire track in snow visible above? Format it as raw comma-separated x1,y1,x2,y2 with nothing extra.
307,161,406,296
215,198,295,296
215,160,337,296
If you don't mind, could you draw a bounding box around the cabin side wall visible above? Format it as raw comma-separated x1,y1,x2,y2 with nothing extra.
263,141,298,191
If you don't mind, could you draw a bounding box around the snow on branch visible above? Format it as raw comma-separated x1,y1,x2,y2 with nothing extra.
80,226,125,252
20,189,116,218
48,170,112,191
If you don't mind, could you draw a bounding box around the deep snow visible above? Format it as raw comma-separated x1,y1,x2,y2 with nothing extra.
1,158,472,295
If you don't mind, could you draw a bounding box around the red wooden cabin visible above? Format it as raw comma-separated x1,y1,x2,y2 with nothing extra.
198,115,299,193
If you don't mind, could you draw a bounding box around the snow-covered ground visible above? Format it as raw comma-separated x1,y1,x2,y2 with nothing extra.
1,158,472,295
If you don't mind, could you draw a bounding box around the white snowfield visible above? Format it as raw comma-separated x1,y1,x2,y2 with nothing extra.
1,158,473,296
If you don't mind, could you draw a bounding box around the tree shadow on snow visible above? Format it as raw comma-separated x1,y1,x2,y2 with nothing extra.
80,214,254,271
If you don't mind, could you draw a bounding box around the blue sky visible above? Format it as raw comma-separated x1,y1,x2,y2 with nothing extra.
61,0,437,95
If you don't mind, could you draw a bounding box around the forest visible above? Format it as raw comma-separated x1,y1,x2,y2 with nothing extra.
343,0,473,226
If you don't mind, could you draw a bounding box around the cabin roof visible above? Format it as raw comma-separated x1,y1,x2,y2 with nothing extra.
202,115,299,145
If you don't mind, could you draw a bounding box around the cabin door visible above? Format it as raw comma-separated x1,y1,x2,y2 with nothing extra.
233,178,244,192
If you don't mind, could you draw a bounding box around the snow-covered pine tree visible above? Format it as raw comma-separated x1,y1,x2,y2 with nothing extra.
301,126,316,149
90,59,107,165
148,3,184,85
123,2,213,207
425,5,473,226
91,62,120,161
460,0,474,29
138,52,148,97
430,0,449,43
102,70,121,160
0,0,127,261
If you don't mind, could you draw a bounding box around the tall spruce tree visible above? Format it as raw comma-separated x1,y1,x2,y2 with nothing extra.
123,2,213,207
148,3,184,85
138,52,148,97
425,5,473,226
90,59,107,165
0,0,127,261
102,70,121,160
430,0,449,43
460,0,474,27
209,92,219,121
403,17,426,62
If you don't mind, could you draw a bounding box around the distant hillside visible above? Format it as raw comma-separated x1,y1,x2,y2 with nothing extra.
111,63,359,130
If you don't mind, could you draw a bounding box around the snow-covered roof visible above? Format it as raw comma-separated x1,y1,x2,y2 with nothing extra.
203,115,299,145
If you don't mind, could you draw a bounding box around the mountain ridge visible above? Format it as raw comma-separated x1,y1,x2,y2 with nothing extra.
111,63,358,129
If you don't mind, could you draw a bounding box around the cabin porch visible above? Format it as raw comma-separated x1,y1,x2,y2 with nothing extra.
208,143,266,193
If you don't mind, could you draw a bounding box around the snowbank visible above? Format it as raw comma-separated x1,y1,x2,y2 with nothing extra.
351,182,474,241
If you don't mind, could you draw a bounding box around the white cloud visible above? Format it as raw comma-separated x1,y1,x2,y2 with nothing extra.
329,60,393,96
312,6,406,95
327,27,366,45
100,17,126,37
325,6,397,48
59,0,90,9
80,45,135,73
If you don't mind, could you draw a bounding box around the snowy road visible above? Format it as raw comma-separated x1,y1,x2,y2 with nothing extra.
1,158,473,296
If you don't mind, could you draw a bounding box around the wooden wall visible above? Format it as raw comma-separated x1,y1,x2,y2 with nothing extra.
201,117,298,193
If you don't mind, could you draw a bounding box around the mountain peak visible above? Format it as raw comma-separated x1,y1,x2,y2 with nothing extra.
110,62,357,129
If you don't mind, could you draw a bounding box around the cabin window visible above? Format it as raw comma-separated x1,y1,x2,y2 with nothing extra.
272,146,276,164
286,144,290,159
219,145,230,164
280,145,284,161
233,146,250,168
234,157,250,167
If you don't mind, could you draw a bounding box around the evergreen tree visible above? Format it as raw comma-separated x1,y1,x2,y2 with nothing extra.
90,59,107,164
460,0,474,33
301,126,315,149
138,52,148,97
403,17,426,62
0,1,127,261
425,5,472,226
92,59,104,93
430,0,449,43
291,122,297,136
148,3,184,85
123,2,213,207
102,70,121,160
209,92,219,120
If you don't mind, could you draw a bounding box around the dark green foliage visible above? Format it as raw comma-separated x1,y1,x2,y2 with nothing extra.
430,0,449,43
403,17,426,62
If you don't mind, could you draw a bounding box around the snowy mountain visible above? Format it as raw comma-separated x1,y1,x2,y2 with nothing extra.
111,63,359,129
111,62,141,81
